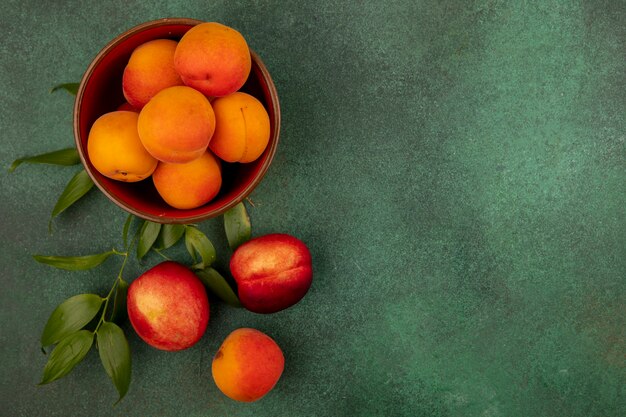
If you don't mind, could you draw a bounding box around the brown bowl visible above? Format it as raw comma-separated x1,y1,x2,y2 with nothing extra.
74,18,280,224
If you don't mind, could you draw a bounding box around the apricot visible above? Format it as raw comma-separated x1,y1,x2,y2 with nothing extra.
209,92,271,163
87,111,157,182
127,261,209,351
137,86,215,163
230,234,313,314
174,22,251,97
152,151,222,209
122,39,183,109
212,328,284,402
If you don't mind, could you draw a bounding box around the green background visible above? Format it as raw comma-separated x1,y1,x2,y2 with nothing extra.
1,1,624,416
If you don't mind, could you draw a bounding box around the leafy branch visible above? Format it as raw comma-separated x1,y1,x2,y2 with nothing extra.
34,202,251,402
36,223,138,402
37,252,131,402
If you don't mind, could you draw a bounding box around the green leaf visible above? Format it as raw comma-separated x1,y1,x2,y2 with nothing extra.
40,330,93,385
137,221,161,259
122,214,134,249
109,279,129,323
154,224,186,250
185,228,198,263
50,82,79,96
224,202,251,251
195,268,241,307
9,148,80,173
41,294,103,347
50,169,94,226
185,226,216,268
33,250,116,271
97,322,131,403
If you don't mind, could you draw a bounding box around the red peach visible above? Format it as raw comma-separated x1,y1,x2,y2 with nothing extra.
127,261,209,351
230,234,313,314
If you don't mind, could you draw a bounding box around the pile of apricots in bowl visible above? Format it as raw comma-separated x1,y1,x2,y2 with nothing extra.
74,19,279,223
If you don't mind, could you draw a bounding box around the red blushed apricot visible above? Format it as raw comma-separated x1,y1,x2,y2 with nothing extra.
212,328,284,402
122,39,184,109
209,92,270,163
138,86,215,163
174,22,251,97
127,261,209,351
152,151,222,209
230,234,313,314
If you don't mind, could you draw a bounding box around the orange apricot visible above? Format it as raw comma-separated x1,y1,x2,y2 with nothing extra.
87,111,157,182
174,22,251,97
212,328,284,402
152,151,222,209
137,86,216,164
122,39,184,109
209,92,270,163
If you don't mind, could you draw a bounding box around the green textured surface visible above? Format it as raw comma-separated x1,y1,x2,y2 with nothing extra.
1,1,624,416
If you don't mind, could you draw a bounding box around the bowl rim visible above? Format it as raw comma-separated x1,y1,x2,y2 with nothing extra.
73,18,281,224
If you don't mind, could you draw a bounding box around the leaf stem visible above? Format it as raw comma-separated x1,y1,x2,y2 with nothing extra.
116,251,130,281
94,249,129,333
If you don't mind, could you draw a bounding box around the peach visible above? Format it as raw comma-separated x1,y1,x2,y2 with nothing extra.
230,234,313,314
212,328,284,402
137,86,215,163
174,22,251,97
122,39,184,109
127,261,209,351
209,92,271,163
87,111,157,182
152,151,222,209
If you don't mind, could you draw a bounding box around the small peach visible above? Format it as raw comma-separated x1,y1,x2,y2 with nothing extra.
209,92,270,163
122,39,184,109
212,328,284,402
230,234,313,314
127,261,209,351
87,111,157,182
152,151,222,209
174,22,251,97
137,86,215,163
